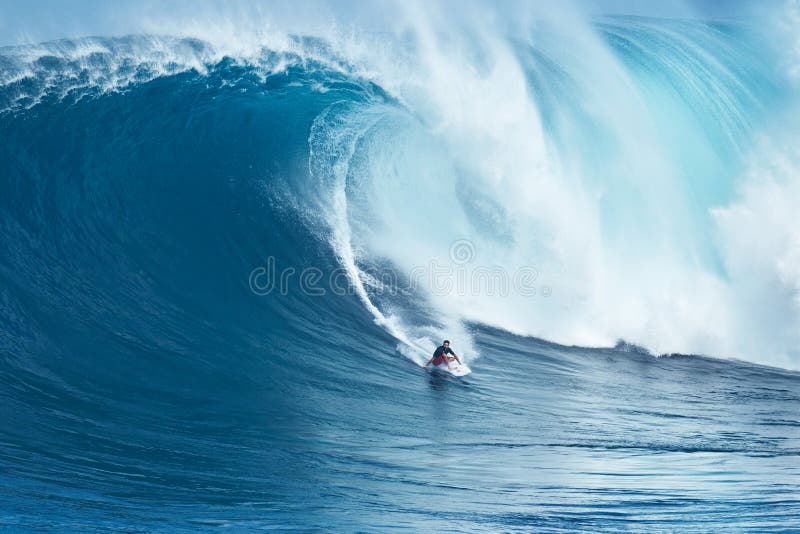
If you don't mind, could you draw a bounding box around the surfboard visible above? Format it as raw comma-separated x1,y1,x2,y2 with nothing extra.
435,361,472,377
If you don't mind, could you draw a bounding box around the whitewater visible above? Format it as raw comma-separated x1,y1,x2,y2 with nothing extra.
1,0,799,531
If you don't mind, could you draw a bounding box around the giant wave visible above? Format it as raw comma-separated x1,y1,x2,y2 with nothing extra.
5,11,794,367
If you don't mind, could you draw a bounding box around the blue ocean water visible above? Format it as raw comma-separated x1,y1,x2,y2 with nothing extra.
1,11,800,532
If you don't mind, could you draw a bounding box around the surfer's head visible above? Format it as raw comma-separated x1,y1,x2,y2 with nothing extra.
443,340,450,347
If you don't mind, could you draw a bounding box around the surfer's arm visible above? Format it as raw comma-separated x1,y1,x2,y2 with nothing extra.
423,356,435,368
451,351,462,364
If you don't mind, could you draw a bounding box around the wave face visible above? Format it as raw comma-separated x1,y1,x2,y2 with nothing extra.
1,8,800,532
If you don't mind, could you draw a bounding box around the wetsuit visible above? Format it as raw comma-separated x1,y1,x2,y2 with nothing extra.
432,346,455,366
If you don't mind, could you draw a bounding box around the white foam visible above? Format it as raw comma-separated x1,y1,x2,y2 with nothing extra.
712,136,800,369
300,4,800,369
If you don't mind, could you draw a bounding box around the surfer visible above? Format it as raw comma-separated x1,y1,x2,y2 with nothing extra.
424,340,462,368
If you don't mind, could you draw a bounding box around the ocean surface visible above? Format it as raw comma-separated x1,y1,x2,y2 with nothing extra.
1,9,800,532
